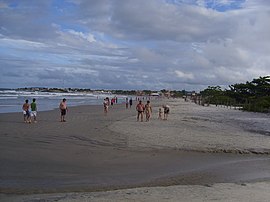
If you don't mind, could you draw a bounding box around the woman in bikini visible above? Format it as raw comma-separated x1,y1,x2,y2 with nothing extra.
145,100,152,122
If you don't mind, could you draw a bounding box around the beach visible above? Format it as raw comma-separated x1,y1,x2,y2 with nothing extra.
1,98,270,201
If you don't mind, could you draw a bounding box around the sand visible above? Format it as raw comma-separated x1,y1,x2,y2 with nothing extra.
4,182,270,202
110,99,270,154
0,98,270,201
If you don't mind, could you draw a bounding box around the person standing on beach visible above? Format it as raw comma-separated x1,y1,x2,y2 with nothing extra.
136,100,145,122
22,99,31,123
103,98,109,114
125,98,129,109
59,98,68,122
158,107,163,120
129,98,133,108
111,97,114,106
145,100,152,122
163,104,170,120
30,98,37,123
107,97,110,106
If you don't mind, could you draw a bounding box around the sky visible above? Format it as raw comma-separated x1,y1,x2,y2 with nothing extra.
0,0,270,91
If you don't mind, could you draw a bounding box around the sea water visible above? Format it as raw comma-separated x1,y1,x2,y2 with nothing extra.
0,90,129,113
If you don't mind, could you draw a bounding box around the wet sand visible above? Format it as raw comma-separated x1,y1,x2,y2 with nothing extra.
0,99,270,201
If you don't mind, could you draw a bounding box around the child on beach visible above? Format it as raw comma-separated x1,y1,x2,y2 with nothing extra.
30,98,37,123
59,98,68,122
158,107,163,120
22,99,31,123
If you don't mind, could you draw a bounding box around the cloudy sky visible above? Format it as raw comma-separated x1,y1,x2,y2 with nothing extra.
0,0,269,90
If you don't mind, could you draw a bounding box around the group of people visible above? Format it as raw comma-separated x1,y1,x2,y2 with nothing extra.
125,98,133,109
22,98,68,123
136,100,170,122
104,97,133,114
22,97,169,123
159,105,170,120
22,98,37,123
136,100,152,122
103,97,110,114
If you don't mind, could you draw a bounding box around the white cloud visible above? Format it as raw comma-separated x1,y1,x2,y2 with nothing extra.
175,70,195,80
68,30,96,42
0,38,48,49
0,0,270,90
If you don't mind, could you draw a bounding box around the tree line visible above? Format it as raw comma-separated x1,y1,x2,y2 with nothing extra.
200,76,270,113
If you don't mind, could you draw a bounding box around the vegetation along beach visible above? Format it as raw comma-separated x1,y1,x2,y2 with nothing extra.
1,85,270,201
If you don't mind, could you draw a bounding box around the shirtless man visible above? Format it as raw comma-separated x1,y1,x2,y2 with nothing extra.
22,99,31,123
59,98,68,122
136,100,145,122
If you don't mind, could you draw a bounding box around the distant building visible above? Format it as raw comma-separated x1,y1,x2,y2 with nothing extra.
150,92,160,96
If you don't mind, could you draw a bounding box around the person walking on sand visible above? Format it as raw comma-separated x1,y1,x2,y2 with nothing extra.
103,98,109,114
129,98,133,108
145,100,152,122
59,98,68,122
125,97,129,109
163,104,170,120
111,97,114,106
30,98,37,123
22,99,31,123
136,100,145,122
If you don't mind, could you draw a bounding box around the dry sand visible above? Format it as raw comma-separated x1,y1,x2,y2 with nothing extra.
110,98,270,154
1,98,270,201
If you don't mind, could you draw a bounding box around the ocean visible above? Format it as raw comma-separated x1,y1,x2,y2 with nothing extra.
0,90,129,113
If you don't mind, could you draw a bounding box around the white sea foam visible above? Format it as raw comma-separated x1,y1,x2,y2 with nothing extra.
0,90,127,113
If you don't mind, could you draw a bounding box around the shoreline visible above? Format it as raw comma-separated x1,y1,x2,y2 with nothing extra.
1,99,270,201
